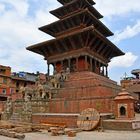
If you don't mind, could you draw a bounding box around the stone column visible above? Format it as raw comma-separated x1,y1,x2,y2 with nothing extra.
47,63,50,76
53,62,57,74
68,59,71,70
98,62,101,75
106,66,108,77
94,59,96,73
102,65,105,76
85,55,88,70
54,62,56,71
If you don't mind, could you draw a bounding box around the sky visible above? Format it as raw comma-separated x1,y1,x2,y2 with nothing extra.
0,0,140,84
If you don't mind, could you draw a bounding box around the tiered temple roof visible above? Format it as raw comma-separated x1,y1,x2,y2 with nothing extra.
29,26,123,63
39,9,112,37
27,0,124,76
50,0,103,19
57,0,95,5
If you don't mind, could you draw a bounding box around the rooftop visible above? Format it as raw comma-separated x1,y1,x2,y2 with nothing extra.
50,0,103,19
39,9,113,37
57,0,96,5
27,26,124,62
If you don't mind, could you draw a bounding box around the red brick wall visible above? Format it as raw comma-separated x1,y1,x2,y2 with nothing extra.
78,58,85,71
56,86,118,99
49,98,114,113
0,87,10,95
32,114,78,128
11,93,22,101
49,71,120,114
114,100,135,119
56,63,62,73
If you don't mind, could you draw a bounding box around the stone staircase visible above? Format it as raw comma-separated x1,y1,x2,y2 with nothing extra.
53,71,121,99
63,71,119,89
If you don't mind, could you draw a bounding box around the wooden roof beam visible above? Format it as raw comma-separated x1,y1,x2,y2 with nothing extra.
52,0,102,19
59,40,68,52
99,44,108,56
78,33,84,48
94,40,103,51
90,38,101,51
40,9,110,37
87,36,97,47
69,37,77,50
96,42,106,53
85,31,91,47
104,48,113,59
53,42,62,54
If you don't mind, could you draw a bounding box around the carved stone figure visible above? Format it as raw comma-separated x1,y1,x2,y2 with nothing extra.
5,97,13,114
2,97,13,120
20,86,35,100
19,70,70,101
21,95,32,122
24,95,32,113
50,73,61,89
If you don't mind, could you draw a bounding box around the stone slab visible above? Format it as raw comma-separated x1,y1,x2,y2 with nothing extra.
103,119,140,130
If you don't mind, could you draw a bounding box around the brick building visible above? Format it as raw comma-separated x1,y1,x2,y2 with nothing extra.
0,65,41,114
0,65,38,100
121,69,140,100
0,65,12,98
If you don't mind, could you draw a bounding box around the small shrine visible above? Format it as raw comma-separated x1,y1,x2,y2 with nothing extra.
114,89,135,120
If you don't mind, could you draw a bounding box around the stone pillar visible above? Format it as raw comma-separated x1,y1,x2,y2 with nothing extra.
53,62,57,74
98,62,101,75
47,63,50,76
53,62,56,71
94,59,96,73
85,55,88,70
68,59,71,70
106,66,108,77
102,65,105,76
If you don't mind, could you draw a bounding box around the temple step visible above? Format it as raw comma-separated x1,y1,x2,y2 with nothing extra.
32,113,79,128
32,113,113,128
64,72,118,87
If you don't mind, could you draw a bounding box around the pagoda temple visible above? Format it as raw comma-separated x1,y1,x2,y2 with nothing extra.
27,0,124,76
27,0,125,126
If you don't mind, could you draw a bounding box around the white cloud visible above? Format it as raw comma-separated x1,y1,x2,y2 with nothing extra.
0,0,139,75
35,10,58,27
113,20,140,43
95,0,140,17
0,0,59,73
0,0,29,17
0,3,5,12
109,52,138,69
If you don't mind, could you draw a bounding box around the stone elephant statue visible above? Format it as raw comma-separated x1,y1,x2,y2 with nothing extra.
49,73,61,89
35,83,53,100
19,86,35,100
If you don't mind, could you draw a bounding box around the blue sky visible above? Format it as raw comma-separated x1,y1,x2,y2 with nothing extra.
0,0,140,84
